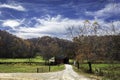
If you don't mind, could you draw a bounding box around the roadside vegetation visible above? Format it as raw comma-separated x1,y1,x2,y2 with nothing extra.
73,63,120,80
67,20,120,80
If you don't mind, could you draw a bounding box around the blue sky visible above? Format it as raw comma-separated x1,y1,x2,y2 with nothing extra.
0,0,120,39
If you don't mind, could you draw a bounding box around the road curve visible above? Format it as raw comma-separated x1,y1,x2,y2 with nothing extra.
0,64,94,80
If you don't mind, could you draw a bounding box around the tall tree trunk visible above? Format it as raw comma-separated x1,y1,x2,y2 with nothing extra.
88,61,92,73
77,61,79,69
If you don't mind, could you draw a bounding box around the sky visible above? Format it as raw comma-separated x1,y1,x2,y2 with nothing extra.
0,0,120,39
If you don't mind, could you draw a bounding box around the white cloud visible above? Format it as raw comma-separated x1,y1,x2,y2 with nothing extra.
12,15,85,39
2,20,21,28
86,3,120,18
0,3,26,11
106,21,120,35
14,32,45,39
4,15,120,39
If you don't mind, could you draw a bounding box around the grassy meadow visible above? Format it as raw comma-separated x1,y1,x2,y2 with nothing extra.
0,56,44,63
73,63,120,80
0,63,64,73
0,56,65,73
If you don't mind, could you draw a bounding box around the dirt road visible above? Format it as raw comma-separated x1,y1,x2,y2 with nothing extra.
0,64,94,80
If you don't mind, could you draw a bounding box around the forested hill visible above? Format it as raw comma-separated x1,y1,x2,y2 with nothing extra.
0,30,74,58
28,36,75,59
0,30,119,61
0,30,34,58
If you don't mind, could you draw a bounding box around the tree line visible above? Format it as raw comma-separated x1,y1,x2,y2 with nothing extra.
74,35,120,62
0,30,34,58
67,20,120,73
0,30,74,59
0,26,119,63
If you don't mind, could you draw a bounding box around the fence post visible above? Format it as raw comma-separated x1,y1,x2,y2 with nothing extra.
49,61,51,72
37,68,39,73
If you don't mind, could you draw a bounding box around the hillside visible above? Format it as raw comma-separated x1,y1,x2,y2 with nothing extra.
0,30,34,58
0,30,74,59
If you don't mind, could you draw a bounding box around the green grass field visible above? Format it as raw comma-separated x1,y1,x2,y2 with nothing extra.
0,56,65,73
0,63,64,73
0,56,44,62
74,63,120,80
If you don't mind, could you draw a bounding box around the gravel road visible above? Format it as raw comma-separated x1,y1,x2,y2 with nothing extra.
0,64,95,80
